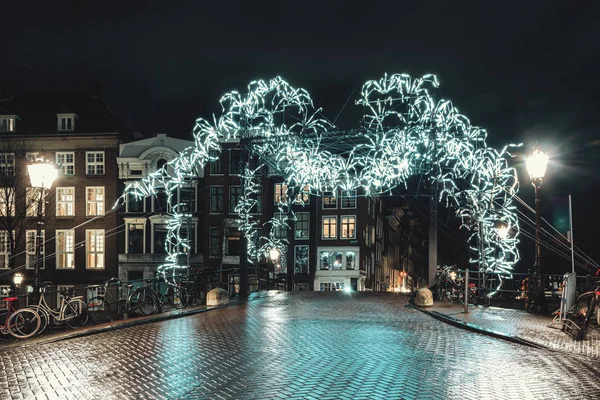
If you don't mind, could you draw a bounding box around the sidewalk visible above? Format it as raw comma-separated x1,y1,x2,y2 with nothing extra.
420,301,600,359
0,292,266,349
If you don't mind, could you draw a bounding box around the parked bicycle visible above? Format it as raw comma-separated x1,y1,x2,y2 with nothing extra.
184,267,220,305
130,276,189,316
87,278,137,323
575,271,600,340
0,296,41,339
31,282,88,333
433,265,478,306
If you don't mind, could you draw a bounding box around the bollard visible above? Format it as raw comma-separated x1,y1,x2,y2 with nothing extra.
464,269,469,313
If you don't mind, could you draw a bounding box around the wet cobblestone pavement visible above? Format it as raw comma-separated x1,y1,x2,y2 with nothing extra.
1,292,599,399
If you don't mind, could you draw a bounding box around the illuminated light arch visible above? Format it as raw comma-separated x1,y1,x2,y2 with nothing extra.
120,74,521,291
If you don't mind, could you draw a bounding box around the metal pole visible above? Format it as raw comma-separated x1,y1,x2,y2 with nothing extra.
529,183,546,313
33,187,45,303
428,188,438,287
464,269,469,313
568,194,575,275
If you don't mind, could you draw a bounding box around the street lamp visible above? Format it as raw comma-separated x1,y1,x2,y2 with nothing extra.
525,147,549,313
27,157,58,303
13,272,23,305
495,221,510,240
268,247,280,291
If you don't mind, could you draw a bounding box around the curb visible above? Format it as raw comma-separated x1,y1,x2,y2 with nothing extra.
408,304,549,350
2,292,269,349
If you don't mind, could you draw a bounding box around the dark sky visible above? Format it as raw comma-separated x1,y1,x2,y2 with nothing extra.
4,0,600,269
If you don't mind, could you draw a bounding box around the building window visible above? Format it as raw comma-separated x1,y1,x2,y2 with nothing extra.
250,190,262,214
153,189,168,212
320,282,344,291
323,190,337,209
180,185,196,212
209,150,223,175
0,231,8,269
26,230,45,270
0,153,15,177
346,251,356,270
126,193,144,213
225,228,241,256
127,223,145,254
294,212,309,240
0,116,15,133
274,183,288,204
86,151,105,175
56,230,75,269
341,216,356,239
86,187,105,216
57,114,74,132
26,188,44,217
229,149,243,175
0,189,15,216
210,186,223,213
86,230,105,269
56,187,75,216
26,152,39,162
229,186,242,213
56,152,75,176
294,245,309,274
57,285,74,308
209,228,221,257
320,251,330,270
322,216,337,239
153,224,167,254
332,252,343,270
341,190,357,209
295,184,310,205
273,213,287,240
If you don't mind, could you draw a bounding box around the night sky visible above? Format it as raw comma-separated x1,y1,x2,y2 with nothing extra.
4,1,600,272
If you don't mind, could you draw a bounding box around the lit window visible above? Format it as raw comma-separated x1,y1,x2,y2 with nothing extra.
332,252,343,270
0,116,15,133
0,153,15,176
26,188,44,217
86,151,105,175
56,230,75,269
341,190,356,209
295,212,309,239
323,190,337,209
25,152,39,162
57,114,74,132
26,230,45,270
322,216,337,239
294,245,309,274
86,230,105,269
0,189,15,216
86,187,105,216
56,187,75,216
274,183,288,204
56,152,75,176
341,216,356,239
225,228,242,256
229,186,242,213
295,184,310,205
0,231,8,269
210,186,223,213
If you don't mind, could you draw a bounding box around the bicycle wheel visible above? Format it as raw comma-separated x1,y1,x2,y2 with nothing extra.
133,288,158,315
29,305,50,334
87,296,112,324
167,286,189,309
575,292,594,316
8,308,41,339
64,299,89,329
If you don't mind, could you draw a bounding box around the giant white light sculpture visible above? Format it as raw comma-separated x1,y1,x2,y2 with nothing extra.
120,74,521,289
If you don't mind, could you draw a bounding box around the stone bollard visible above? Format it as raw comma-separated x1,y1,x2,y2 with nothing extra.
206,288,230,307
415,288,433,307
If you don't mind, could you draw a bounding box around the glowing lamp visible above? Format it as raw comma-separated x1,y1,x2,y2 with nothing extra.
13,273,23,287
28,158,58,189
269,248,281,263
525,149,549,183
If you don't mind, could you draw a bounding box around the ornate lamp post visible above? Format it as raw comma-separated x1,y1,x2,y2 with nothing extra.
27,158,58,303
268,247,280,291
525,148,549,313
13,272,23,304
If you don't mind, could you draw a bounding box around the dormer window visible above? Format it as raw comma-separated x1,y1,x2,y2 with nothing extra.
0,116,15,133
57,113,75,132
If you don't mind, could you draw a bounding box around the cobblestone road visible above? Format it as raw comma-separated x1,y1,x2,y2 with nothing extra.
1,292,599,400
